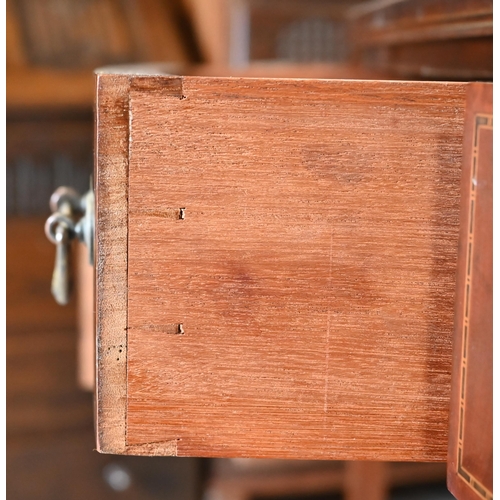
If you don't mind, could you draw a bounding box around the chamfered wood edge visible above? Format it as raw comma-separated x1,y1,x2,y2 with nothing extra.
94,63,183,77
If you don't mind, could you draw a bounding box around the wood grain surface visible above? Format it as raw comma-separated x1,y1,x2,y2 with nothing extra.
94,73,129,454
102,75,469,460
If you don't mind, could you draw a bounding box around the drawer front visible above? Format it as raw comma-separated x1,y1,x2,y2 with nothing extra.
447,83,492,500
96,74,467,460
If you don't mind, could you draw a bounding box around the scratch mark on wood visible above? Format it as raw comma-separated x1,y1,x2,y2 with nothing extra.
138,324,185,334
324,230,334,414
130,208,185,219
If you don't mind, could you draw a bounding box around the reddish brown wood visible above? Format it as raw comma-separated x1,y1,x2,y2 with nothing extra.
95,75,470,460
447,83,492,500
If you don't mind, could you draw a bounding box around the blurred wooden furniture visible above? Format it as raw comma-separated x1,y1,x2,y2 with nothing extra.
6,0,191,111
183,0,493,77
7,0,190,68
347,0,493,80
6,0,194,392
184,0,366,66
206,459,448,500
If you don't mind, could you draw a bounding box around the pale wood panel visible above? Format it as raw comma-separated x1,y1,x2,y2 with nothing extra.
95,73,179,457
76,242,95,391
124,76,466,460
94,73,130,454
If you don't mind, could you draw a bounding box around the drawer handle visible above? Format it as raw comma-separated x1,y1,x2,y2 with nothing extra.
44,181,94,305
